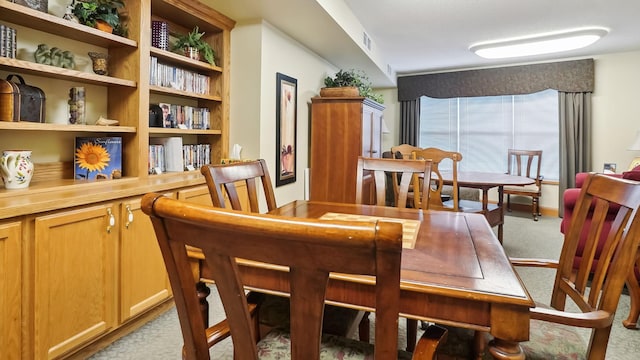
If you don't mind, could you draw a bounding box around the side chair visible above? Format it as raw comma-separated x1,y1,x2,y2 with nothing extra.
355,156,432,209
391,144,422,159
200,159,365,340
504,149,543,221
141,193,448,359
411,147,462,211
435,173,640,360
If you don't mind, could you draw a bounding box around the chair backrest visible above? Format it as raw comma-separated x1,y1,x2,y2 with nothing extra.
141,193,403,360
201,159,277,213
412,147,462,211
507,149,542,188
552,173,640,359
391,144,421,159
355,156,432,209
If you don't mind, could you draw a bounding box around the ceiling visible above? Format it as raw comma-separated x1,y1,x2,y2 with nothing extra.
204,0,640,87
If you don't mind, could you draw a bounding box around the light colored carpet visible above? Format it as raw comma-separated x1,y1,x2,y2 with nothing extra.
90,212,640,359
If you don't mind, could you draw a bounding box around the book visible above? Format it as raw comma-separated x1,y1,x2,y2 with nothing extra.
74,137,123,180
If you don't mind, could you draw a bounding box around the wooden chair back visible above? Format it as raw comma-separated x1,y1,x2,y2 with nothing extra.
355,156,432,209
141,193,403,360
411,147,462,211
391,144,421,159
506,149,542,185
200,159,277,213
548,173,640,359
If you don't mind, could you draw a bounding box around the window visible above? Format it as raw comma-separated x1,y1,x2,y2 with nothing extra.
419,89,558,180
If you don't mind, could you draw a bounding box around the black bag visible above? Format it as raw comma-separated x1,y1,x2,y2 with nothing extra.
0,74,46,122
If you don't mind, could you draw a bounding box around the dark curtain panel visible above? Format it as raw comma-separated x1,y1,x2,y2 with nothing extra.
558,91,592,217
399,99,420,145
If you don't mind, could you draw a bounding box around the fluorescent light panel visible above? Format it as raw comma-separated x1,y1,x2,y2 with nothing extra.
470,27,609,59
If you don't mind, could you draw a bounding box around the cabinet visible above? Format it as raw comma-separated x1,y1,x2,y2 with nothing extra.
32,204,118,359
119,196,171,323
309,96,385,203
0,221,21,360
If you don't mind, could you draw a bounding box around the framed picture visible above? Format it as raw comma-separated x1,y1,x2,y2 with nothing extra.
275,72,297,187
13,0,48,13
603,163,617,174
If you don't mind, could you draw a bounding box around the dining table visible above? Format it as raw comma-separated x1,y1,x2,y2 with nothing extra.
188,199,534,359
441,171,535,243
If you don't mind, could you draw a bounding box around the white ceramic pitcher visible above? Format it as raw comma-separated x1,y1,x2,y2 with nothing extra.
0,150,34,189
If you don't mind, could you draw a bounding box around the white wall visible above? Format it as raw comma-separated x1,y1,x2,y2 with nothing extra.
229,21,337,207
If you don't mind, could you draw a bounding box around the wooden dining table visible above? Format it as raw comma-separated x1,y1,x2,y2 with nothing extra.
189,199,534,359
442,171,535,243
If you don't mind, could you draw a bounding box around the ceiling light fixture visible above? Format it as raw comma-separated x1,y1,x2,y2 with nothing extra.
470,27,609,59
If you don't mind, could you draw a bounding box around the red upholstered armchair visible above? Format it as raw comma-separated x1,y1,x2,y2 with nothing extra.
561,171,640,329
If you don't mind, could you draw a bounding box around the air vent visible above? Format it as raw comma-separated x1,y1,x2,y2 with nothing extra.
363,32,371,50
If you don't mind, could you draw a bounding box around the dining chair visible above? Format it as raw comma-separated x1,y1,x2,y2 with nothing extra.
355,156,432,209
504,149,543,221
435,173,640,360
411,147,462,211
141,193,448,359
200,159,365,340
391,144,422,159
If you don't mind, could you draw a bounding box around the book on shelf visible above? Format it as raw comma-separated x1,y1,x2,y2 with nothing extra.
0,24,17,59
152,102,210,129
74,137,123,181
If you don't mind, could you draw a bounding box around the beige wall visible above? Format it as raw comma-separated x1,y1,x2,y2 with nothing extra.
229,21,337,206
229,20,640,212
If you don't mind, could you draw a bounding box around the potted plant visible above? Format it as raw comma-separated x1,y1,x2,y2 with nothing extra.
172,26,216,66
72,0,127,36
321,69,384,103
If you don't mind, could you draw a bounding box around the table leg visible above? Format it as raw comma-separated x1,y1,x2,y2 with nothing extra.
196,281,211,328
406,318,418,352
497,186,504,243
487,338,525,360
623,248,640,329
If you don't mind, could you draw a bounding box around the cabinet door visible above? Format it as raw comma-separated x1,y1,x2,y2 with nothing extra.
0,221,21,360
33,204,118,359
362,105,383,159
120,197,171,322
177,185,214,206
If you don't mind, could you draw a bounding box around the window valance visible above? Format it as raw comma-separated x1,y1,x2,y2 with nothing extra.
397,59,594,100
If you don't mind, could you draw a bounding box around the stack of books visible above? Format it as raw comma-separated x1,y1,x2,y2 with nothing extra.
151,21,169,51
0,25,17,59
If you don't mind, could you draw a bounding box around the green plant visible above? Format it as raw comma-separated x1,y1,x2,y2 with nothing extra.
172,26,216,66
323,69,384,103
72,0,127,36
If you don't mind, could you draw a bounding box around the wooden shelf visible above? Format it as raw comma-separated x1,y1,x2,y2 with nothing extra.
0,1,137,49
0,122,136,133
149,85,222,101
150,47,222,72
0,58,137,87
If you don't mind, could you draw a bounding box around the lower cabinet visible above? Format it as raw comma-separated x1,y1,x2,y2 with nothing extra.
32,203,118,359
119,196,172,323
0,221,22,360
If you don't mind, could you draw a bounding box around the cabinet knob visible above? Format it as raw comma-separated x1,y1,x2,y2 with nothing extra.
106,208,116,233
125,205,134,229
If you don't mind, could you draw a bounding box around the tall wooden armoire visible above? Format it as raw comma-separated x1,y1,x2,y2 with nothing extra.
310,96,385,203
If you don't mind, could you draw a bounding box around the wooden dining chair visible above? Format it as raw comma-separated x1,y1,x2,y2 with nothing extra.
355,156,432,209
391,144,422,159
201,159,365,340
141,193,448,359
435,173,640,360
504,149,543,221
411,147,462,211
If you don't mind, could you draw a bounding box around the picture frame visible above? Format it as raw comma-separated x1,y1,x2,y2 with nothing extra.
603,162,617,174
13,0,47,13
275,72,297,187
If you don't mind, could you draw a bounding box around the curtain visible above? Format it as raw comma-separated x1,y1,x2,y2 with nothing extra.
399,99,420,145
558,92,592,217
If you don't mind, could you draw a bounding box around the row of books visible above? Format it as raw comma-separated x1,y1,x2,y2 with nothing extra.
149,137,211,174
0,24,17,58
155,102,211,130
149,56,211,95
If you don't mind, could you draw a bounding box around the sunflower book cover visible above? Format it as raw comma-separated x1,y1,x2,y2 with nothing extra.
74,137,123,180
